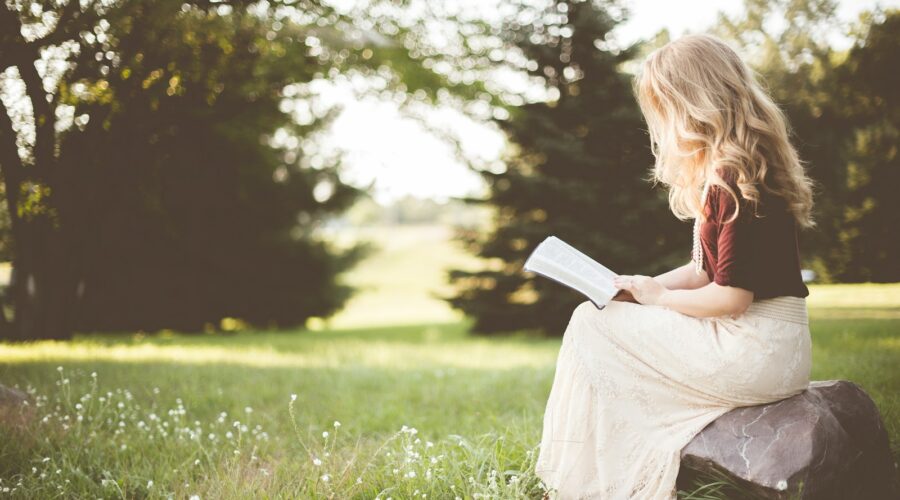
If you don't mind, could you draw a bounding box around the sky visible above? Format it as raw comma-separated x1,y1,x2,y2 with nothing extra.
322,0,899,205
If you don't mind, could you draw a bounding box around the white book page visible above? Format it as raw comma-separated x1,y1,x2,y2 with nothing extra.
523,236,619,308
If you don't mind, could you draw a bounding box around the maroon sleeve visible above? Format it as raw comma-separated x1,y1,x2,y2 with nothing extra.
712,186,755,292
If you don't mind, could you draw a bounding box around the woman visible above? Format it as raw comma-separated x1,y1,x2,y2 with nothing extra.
534,34,816,499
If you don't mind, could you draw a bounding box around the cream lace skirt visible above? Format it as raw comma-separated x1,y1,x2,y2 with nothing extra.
535,296,812,499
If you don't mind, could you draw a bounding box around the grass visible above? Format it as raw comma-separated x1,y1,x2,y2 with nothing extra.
2,291,898,498
0,225,898,498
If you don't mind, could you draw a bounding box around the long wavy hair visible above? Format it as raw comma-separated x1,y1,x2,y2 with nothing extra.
632,34,815,227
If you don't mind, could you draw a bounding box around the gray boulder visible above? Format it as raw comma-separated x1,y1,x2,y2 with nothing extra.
678,380,899,499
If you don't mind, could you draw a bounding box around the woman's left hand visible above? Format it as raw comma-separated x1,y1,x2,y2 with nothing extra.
612,275,668,306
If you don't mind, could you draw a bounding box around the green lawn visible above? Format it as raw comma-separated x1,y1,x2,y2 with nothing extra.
0,225,897,498
1,284,898,498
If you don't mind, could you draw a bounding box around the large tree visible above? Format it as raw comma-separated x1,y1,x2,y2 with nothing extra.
0,0,373,338
714,1,900,282
445,0,689,336
828,10,900,281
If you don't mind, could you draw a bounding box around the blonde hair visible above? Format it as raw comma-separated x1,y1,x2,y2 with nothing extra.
632,33,815,227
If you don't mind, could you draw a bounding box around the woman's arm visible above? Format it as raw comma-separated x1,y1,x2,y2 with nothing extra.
612,275,754,318
653,261,711,290
656,282,754,317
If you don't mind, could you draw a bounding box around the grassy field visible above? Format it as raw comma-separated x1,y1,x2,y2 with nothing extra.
1,225,898,498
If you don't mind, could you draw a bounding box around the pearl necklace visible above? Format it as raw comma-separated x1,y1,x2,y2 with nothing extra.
692,179,711,276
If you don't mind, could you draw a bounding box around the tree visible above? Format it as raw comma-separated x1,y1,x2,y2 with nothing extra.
714,1,900,282
58,3,375,332
445,0,689,336
0,0,374,338
828,10,900,281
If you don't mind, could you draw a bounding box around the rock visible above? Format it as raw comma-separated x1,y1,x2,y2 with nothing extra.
677,380,899,499
0,383,34,428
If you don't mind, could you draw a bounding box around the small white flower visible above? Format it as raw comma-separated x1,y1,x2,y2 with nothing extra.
333,420,341,428
312,457,322,466
147,480,154,488
56,366,63,372
244,406,253,414
322,431,329,439
189,495,201,500
407,470,416,478
776,479,788,491
321,474,330,483
290,394,297,401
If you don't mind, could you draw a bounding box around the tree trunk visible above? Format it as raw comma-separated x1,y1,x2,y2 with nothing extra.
0,5,77,341
5,222,77,341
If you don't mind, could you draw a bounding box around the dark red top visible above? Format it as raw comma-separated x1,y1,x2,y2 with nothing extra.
697,171,809,299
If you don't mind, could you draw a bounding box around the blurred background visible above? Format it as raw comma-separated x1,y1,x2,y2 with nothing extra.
0,0,897,340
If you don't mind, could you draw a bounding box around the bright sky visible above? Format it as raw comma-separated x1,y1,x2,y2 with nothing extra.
322,0,898,205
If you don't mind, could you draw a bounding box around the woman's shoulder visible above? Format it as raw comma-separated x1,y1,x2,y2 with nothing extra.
709,167,786,220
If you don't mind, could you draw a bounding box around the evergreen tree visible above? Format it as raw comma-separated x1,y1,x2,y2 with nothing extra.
445,0,689,336
829,10,900,281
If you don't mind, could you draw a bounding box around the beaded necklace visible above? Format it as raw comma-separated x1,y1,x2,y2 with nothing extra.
692,179,711,276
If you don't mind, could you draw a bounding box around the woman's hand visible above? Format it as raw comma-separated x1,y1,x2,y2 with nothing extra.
611,288,639,303
612,275,669,306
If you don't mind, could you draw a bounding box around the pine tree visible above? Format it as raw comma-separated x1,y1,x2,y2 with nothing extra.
446,0,689,336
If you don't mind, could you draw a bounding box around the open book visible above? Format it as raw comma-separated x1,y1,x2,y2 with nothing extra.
523,236,619,310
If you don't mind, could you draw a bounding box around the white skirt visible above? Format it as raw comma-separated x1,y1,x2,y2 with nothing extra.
535,296,812,499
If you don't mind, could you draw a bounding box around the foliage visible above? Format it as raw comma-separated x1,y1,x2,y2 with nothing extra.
2,0,470,337
825,10,900,281
714,1,900,282
445,0,690,335
52,2,369,331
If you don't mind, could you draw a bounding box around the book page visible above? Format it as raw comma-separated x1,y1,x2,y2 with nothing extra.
523,236,619,308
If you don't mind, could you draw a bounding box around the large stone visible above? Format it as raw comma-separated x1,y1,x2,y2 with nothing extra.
677,380,899,499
